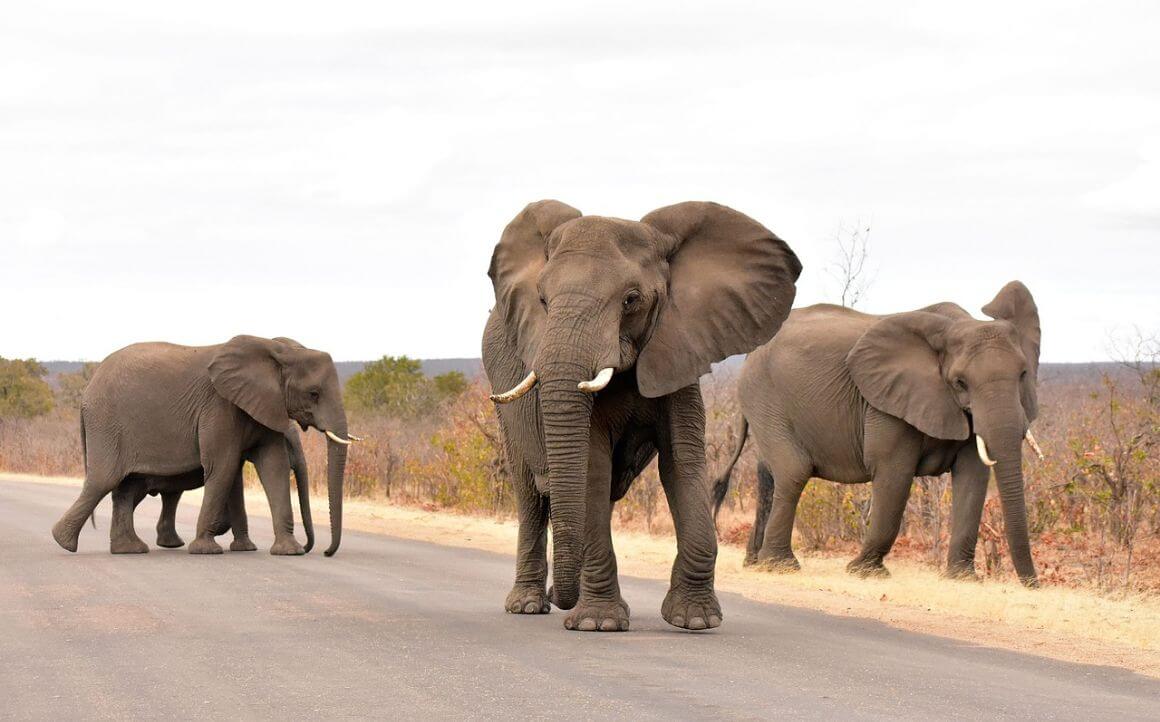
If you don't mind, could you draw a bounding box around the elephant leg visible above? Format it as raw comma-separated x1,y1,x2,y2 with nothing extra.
847,472,914,577
562,432,629,632
251,439,304,556
109,477,150,554
945,449,989,580
156,491,185,548
52,470,119,553
657,387,721,631
756,462,809,573
189,451,241,555
744,461,776,566
227,470,257,552
505,450,550,614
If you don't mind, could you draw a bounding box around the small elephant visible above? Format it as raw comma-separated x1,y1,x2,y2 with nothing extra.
109,425,313,554
713,282,1042,586
484,200,801,631
53,335,356,556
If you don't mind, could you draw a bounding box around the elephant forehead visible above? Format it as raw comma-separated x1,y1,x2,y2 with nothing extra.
949,321,1025,361
549,216,655,255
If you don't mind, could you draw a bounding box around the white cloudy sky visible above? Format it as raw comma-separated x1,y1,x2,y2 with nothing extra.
2,1,1157,362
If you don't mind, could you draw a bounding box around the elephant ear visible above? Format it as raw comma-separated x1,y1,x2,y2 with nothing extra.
982,280,1041,422
636,201,802,398
847,311,970,440
208,335,290,431
488,200,583,368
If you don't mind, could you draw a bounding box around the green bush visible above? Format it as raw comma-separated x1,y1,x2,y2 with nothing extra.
344,356,470,417
0,358,55,418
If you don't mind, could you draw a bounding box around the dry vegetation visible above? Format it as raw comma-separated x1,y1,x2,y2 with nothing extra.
2,356,1157,598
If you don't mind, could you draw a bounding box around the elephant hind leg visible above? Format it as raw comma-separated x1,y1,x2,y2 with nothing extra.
110,477,149,554
744,462,776,565
156,491,186,548
52,475,118,553
755,453,811,573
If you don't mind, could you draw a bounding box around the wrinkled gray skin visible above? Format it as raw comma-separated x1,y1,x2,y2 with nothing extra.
53,335,350,557
484,200,801,631
123,425,314,554
712,282,1041,586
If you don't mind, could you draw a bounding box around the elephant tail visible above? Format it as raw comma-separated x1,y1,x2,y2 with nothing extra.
80,414,96,530
712,414,749,522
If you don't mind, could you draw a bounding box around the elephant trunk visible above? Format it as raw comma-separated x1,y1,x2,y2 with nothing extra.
323,428,348,557
974,388,1037,587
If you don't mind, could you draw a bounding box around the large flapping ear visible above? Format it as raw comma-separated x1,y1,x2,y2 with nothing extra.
982,280,1041,421
635,201,802,398
847,311,970,440
488,200,582,368
208,335,291,431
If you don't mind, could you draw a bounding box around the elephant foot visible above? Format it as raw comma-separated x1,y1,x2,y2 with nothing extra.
269,537,305,556
156,531,185,548
563,596,630,632
943,563,981,582
188,536,224,555
1019,575,1040,589
53,519,84,553
505,584,550,614
847,558,890,578
753,553,801,573
661,587,722,631
110,537,150,554
229,537,258,552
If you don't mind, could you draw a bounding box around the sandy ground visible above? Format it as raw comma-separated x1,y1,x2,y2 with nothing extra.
14,471,1159,678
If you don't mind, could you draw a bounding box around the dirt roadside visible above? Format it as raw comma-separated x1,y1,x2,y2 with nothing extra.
12,471,1158,678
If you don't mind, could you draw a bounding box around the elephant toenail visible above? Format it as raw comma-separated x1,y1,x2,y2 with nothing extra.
600,618,618,631
688,616,706,630
578,618,597,631
708,615,722,627
671,615,685,627
524,601,538,613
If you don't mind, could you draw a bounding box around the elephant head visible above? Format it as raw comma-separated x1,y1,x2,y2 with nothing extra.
488,200,802,608
208,335,354,556
847,281,1041,585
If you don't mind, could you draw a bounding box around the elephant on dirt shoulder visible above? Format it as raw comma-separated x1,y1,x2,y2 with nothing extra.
712,282,1043,586
53,335,356,556
483,200,801,632
116,424,313,554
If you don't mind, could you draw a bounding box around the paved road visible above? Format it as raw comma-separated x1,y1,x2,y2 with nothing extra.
1,479,1156,721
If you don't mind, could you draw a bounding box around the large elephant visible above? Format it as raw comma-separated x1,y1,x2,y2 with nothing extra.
110,424,313,554
712,282,1043,586
53,335,356,556
483,200,801,631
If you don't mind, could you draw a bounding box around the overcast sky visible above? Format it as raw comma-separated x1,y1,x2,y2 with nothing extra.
3,1,1157,362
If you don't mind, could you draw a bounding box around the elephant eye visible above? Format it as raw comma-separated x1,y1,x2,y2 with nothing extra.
623,290,642,310
309,389,321,402
1020,369,1028,380
539,294,548,310
953,378,968,392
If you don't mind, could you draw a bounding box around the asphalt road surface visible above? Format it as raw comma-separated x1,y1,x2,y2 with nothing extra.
2,478,1156,721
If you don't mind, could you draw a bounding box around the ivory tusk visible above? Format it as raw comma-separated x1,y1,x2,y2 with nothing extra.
325,430,353,446
1024,429,1044,461
490,370,537,404
347,433,365,442
578,367,614,393
976,435,997,467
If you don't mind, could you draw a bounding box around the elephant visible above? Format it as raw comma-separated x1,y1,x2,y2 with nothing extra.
110,424,313,554
711,281,1043,586
52,335,357,556
483,200,801,631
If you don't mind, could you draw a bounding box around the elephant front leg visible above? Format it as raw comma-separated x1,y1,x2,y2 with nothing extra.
189,447,242,555
110,478,150,554
944,450,989,580
155,491,185,548
506,455,551,614
847,472,914,577
563,434,629,632
657,388,721,630
226,470,258,552
252,438,304,556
